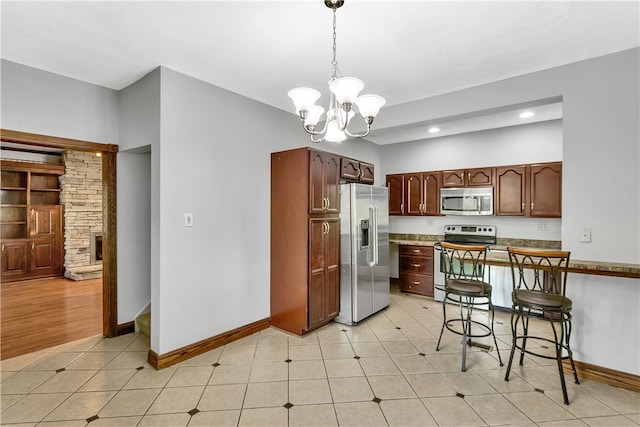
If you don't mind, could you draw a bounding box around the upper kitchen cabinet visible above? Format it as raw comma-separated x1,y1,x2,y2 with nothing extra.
405,172,441,216
442,167,494,188
495,165,527,216
529,162,562,217
340,158,375,184
386,174,404,215
309,149,340,214
495,162,562,217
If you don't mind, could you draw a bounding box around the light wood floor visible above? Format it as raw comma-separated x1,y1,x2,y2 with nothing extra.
1,276,103,360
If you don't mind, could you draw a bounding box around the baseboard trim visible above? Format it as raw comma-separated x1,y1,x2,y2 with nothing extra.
116,321,135,336
564,359,640,392
147,317,271,369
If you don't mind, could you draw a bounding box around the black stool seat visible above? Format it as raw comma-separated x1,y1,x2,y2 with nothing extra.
513,289,572,310
447,279,492,296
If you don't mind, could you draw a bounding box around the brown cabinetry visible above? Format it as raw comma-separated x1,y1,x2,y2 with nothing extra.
340,158,374,184
442,167,494,187
386,174,404,215
495,165,527,216
308,217,340,329
529,162,562,217
495,162,562,218
386,172,441,216
1,161,64,282
310,150,341,214
399,245,434,297
271,148,341,335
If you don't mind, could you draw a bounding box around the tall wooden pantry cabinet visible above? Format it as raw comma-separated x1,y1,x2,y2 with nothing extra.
271,147,341,335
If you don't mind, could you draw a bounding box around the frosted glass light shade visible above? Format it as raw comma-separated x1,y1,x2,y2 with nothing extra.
288,87,321,113
355,94,386,118
304,105,325,126
329,77,364,104
325,118,347,142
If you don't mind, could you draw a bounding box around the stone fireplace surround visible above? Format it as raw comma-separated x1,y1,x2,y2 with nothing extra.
59,151,103,281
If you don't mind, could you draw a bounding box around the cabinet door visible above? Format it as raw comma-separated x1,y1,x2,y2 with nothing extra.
324,218,340,320
309,150,327,214
28,206,62,276
359,162,375,184
308,218,340,330
495,166,526,216
467,167,494,186
1,240,28,281
423,172,441,216
529,163,562,217
324,154,341,214
442,170,465,187
340,158,360,181
386,174,404,216
405,173,424,216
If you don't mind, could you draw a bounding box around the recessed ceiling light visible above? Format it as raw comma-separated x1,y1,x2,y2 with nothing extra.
519,111,535,118
428,127,440,133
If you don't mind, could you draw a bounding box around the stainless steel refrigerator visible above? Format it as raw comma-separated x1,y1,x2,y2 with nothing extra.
335,183,390,325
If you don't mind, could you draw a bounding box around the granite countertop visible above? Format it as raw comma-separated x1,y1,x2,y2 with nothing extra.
389,233,640,278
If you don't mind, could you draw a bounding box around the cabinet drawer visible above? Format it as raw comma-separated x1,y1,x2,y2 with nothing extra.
399,245,433,257
399,272,434,297
399,255,432,275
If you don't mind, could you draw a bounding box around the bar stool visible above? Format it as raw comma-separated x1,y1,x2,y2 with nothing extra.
435,242,503,371
504,247,579,405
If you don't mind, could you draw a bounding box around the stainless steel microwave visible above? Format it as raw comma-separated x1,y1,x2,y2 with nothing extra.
440,187,494,215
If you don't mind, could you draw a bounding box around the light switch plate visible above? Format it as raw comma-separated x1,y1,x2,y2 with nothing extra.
579,228,591,243
184,213,194,227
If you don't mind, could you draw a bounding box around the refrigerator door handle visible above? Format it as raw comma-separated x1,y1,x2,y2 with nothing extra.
368,205,379,267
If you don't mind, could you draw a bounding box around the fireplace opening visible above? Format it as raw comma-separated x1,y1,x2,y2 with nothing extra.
91,231,103,265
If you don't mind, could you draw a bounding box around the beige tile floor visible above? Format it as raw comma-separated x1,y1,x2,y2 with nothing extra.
2,286,639,426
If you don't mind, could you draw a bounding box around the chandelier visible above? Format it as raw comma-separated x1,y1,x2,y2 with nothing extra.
288,0,386,143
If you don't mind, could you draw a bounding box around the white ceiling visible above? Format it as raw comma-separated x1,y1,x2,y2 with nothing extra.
1,1,638,144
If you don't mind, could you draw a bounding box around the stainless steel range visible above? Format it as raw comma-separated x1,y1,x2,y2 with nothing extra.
434,224,497,302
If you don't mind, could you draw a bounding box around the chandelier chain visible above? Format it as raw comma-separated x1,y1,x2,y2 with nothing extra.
331,8,339,79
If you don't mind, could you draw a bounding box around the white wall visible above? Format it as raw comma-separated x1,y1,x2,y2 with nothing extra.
0,60,119,143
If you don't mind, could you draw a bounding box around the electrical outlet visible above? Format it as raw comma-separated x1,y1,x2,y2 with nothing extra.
538,223,549,231
184,213,194,227
579,228,591,243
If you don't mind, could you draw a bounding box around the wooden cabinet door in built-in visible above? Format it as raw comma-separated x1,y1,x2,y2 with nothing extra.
495,165,527,216
467,167,494,187
309,150,341,214
1,241,28,281
308,218,340,330
529,163,562,217
386,174,404,216
29,205,62,277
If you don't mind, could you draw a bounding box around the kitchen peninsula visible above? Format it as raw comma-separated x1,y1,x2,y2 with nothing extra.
390,233,640,278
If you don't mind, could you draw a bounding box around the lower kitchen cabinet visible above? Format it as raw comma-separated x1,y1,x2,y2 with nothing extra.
399,245,434,297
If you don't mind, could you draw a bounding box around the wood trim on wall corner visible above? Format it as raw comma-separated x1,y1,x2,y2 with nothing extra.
148,318,271,370
564,359,640,393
